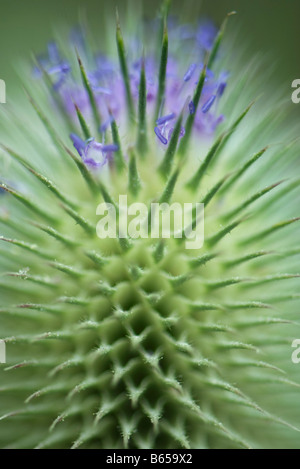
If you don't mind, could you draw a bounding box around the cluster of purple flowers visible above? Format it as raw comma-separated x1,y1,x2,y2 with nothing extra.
34,20,228,170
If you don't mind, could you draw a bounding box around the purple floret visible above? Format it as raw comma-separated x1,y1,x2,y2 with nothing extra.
189,100,195,115
202,95,216,113
196,20,218,50
156,113,176,125
70,133,85,156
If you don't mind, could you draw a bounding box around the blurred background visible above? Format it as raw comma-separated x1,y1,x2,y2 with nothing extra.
0,0,299,109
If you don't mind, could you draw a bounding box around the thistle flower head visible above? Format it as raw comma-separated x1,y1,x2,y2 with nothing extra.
0,3,299,450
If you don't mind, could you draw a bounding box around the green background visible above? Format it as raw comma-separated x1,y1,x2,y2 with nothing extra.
0,0,299,80
0,0,299,122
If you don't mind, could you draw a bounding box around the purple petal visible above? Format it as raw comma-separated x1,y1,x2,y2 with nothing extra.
196,21,217,51
92,86,112,95
101,144,119,152
48,64,64,75
100,116,114,133
70,27,86,52
156,113,176,125
70,133,85,156
84,158,103,168
154,127,168,145
53,74,67,91
47,42,60,63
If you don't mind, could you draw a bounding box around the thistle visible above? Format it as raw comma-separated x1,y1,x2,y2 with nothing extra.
0,3,299,449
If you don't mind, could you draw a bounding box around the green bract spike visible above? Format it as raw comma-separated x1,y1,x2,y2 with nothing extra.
154,19,168,121
177,64,207,156
207,11,237,70
186,132,225,191
158,112,183,178
116,9,135,122
159,166,180,204
223,180,284,221
110,113,125,172
61,203,95,235
0,183,57,225
75,104,91,140
240,218,300,246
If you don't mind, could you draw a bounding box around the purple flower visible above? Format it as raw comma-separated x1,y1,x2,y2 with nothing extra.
183,63,197,82
36,19,228,161
218,82,227,96
156,113,176,125
99,116,114,134
34,41,70,91
70,133,119,169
